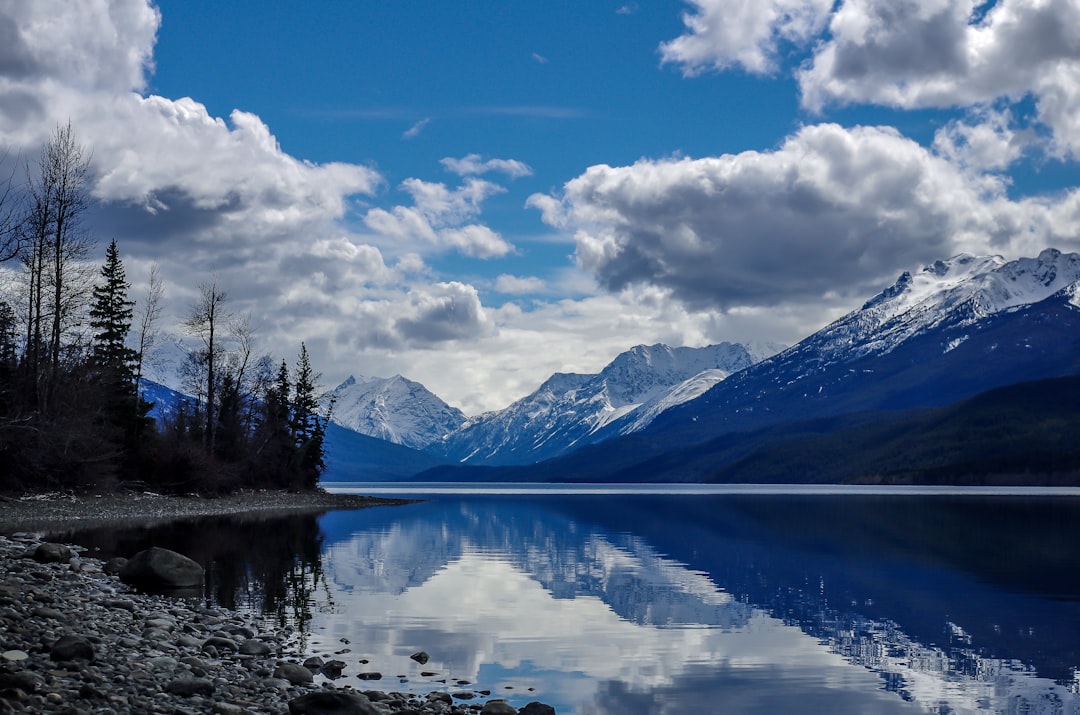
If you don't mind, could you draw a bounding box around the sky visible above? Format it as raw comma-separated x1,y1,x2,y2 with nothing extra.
1,1,1079,414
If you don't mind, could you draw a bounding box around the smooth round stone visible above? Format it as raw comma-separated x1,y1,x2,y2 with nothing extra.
481,701,517,715
1,649,29,662
239,639,272,656
288,691,381,715
274,661,314,685
145,617,177,631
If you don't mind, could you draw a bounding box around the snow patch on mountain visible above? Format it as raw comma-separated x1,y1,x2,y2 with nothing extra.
329,375,466,450
799,248,1080,371
1064,280,1080,309
616,368,732,434
438,342,781,465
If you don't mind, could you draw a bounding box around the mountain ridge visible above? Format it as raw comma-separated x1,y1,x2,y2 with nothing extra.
414,248,1080,484
647,248,1080,442
433,341,781,466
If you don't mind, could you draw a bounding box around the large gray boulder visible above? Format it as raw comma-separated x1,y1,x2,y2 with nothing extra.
118,547,204,589
33,543,75,563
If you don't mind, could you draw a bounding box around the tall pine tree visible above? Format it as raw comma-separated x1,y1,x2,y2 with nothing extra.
252,359,296,487
290,343,325,489
88,239,150,466
89,240,137,378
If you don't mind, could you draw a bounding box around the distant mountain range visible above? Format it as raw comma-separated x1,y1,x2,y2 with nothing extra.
144,248,1080,484
432,342,781,466
326,341,781,466
411,248,1080,484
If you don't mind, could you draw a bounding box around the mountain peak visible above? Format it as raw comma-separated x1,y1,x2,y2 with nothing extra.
329,374,466,450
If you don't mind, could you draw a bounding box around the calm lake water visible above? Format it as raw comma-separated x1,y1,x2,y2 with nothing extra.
46,485,1080,714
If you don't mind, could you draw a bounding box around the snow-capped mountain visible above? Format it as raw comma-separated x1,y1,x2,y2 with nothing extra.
800,249,1080,367
643,247,1080,443
329,375,466,451
416,248,1080,484
436,342,780,466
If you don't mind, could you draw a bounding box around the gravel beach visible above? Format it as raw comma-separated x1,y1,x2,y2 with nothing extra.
0,490,411,533
0,493,558,715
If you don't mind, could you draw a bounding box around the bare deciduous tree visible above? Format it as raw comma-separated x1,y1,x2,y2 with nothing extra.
183,281,230,451
134,263,164,399
20,123,94,412
0,150,22,263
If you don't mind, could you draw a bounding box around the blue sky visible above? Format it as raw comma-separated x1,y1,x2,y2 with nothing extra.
1,1,1079,412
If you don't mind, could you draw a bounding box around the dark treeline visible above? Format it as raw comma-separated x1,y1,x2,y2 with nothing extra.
0,125,329,495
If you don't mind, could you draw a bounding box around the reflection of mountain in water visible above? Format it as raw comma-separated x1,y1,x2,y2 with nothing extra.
323,519,465,597
824,613,1080,715
563,494,1080,713
575,495,1080,679
321,499,750,630
539,534,742,629
318,495,1080,714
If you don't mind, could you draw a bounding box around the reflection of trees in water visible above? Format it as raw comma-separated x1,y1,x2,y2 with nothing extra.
50,512,330,646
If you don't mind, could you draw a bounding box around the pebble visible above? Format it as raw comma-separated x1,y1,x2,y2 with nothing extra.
0,536,557,715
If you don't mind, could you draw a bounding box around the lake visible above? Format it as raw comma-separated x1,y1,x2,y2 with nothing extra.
47,485,1080,714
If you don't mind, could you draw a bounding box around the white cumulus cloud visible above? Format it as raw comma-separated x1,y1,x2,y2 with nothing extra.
661,0,835,75
662,1,1080,158
394,281,495,346
798,0,1080,156
364,177,514,258
440,153,534,179
932,108,1028,171
530,123,1069,311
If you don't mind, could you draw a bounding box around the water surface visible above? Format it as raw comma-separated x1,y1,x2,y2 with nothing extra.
50,486,1080,714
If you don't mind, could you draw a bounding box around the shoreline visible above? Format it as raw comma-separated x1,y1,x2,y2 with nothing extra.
0,487,559,715
0,533,554,715
0,489,413,534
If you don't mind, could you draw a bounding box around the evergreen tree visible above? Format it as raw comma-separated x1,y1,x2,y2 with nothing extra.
87,239,151,471
214,371,245,462
89,239,137,380
290,344,325,489
253,359,296,487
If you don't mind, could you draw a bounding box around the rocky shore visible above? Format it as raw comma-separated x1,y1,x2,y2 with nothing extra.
0,495,558,715
0,490,412,534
